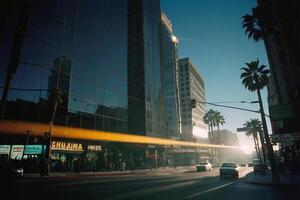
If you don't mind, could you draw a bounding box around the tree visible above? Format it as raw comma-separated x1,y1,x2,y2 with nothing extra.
215,112,225,144
244,119,262,161
240,59,280,182
203,109,216,144
242,6,282,103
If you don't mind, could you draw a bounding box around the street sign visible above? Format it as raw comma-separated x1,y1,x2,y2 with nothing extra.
237,127,249,132
271,133,300,143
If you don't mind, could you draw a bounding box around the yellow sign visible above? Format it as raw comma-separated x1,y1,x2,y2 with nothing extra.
51,141,83,152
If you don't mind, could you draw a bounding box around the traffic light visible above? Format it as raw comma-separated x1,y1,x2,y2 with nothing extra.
191,99,197,108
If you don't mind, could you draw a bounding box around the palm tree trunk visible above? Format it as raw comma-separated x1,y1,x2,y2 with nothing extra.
210,124,214,144
217,124,220,144
254,136,261,161
256,87,280,182
258,130,267,165
253,137,259,159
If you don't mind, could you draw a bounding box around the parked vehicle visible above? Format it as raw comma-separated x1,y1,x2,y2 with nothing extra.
253,163,267,175
196,161,212,172
219,162,240,179
252,159,261,164
248,162,253,167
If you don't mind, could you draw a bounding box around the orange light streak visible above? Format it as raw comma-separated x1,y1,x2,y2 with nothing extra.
0,120,239,149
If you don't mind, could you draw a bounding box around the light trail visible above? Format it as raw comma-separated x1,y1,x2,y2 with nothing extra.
0,120,239,149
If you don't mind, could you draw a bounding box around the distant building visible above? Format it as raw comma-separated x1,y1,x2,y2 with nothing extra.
160,12,181,139
178,58,207,141
212,129,239,146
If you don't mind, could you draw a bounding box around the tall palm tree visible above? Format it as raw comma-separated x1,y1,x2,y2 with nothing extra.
242,6,282,104
240,59,280,182
203,109,216,144
215,112,225,144
244,119,262,161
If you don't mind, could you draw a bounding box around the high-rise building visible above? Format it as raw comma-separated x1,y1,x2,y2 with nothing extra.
211,129,239,146
0,0,163,171
178,58,207,141
127,0,163,138
256,0,300,145
160,12,181,139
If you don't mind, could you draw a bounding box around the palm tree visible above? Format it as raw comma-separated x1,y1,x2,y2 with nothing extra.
214,112,225,144
203,109,216,144
244,119,262,161
240,59,280,182
242,6,282,104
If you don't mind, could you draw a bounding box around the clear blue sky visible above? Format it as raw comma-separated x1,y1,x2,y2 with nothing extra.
161,0,271,151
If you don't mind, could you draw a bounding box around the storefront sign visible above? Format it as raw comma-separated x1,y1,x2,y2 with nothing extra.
88,145,102,151
271,133,300,143
10,145,24,160
24,145,43,154
51,141,83,152
0,145,11,155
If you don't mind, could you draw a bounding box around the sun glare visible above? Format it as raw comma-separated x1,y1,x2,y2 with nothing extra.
239,144,253,155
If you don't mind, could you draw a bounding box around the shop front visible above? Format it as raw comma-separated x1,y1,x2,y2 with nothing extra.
50,140,104,172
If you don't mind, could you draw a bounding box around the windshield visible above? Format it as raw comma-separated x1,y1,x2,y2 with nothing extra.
199,162,208,165
221,163,237,168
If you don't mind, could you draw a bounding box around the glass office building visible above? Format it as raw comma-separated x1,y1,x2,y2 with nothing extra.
160,12,181,139
1,0,128,132
127,0,163,137
0,0,163,170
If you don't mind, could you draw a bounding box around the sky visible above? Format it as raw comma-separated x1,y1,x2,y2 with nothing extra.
161,0,270,153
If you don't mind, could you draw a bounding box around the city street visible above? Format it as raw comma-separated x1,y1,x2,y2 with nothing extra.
1,167,299,200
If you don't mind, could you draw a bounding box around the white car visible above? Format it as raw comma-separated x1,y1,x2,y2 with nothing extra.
196,161,212,171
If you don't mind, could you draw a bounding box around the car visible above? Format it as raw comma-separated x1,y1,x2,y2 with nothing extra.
240,163,247,167
196,161,212,172
219,162,240,179
248,162,253,167
254,163,267,175
253,159,261,165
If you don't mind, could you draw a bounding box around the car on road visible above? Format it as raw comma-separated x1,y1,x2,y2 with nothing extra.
248,162,253,167
219,162,240,179
196,161,212,172
240,163,247,167
253,163,267,175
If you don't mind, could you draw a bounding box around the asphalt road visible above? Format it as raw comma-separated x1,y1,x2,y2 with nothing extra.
1,167,299,200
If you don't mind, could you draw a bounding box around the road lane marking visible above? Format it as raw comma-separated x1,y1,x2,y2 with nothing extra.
186,181,235,199
110,180,199,200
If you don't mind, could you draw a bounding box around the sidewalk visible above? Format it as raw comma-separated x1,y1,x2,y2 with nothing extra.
22,166,196,179
242,170,300,187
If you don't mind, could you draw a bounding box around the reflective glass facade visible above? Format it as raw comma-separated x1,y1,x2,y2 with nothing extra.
127,0,163,137
160,13,181,139
1,0,163,137
1,0,128,133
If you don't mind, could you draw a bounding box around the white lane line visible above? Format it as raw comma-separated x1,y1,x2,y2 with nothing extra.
186,181,235,199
